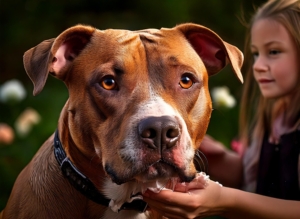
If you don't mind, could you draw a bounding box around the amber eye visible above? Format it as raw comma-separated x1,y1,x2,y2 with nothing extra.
101,76,117,90
179,74,194,89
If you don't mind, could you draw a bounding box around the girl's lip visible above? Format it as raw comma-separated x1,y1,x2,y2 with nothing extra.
258,79,275,83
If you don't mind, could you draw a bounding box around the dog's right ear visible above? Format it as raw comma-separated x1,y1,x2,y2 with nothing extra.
175,23,244,83
23,25,95,95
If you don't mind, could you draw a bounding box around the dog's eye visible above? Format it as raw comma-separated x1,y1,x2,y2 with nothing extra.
101,76,117,90
179,74,194,89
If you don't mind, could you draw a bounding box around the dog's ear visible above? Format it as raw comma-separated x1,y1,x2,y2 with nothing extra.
176,23,243,83
23,39,55,96
23,25,95,95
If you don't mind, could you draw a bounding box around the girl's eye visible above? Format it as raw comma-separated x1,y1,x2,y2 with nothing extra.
269,50,280,55
179,74,194,89
251,51,259,60
100,76,118,90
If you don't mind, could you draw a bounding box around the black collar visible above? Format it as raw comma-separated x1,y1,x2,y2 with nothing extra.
53,130,148,213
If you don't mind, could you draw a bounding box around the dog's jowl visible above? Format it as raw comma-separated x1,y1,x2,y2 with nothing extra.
1,23,243,219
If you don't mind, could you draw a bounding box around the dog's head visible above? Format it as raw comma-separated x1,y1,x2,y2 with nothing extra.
24,23,243,186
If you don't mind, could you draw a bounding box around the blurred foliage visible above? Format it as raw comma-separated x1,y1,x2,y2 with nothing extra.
0,0,265,212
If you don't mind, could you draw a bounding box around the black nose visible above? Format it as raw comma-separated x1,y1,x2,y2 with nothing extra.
138,116,180,151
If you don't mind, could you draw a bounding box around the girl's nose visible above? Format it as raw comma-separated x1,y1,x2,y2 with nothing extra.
253,56,268,73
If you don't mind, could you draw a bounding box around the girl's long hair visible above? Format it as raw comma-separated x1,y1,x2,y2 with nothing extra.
240,0,300,191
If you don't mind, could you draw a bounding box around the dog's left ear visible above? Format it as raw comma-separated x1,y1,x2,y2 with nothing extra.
176,23,243,83
23,25,95,95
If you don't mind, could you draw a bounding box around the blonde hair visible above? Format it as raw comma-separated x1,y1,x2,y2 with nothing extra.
240,0,300,191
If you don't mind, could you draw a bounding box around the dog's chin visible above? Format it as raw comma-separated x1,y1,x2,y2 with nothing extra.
134,163,197,195
106,161,196,185
140,161,196,183
135,162,178,182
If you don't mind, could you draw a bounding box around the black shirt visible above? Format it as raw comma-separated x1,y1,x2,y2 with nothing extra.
256,129,300,200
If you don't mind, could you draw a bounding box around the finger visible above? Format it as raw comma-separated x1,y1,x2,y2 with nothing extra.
176,181,206,191
143,189,200,207
174,174,208,192
144,196,189,219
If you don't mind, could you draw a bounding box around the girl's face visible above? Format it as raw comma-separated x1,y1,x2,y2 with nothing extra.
251,18,299,99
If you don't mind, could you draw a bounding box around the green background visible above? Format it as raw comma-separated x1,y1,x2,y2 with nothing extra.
0,0,264,212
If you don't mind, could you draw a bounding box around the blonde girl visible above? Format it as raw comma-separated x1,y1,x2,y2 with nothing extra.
241,0,300,197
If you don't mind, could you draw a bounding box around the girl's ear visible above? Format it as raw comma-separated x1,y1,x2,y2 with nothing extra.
23,25,95,96
176,23,244,83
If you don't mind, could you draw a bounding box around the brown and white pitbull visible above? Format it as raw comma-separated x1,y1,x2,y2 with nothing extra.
1,23,243,219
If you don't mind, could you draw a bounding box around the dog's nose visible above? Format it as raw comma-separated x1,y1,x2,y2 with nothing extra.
138,116,180,151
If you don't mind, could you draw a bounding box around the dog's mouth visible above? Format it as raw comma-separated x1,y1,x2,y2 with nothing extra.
105,149,208,186
141,149,208,182
105,159,196,185
143,149,208,180
134,159,192,183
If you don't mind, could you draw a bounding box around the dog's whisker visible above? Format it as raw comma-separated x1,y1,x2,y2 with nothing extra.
89,154,97,164
193,149,209,174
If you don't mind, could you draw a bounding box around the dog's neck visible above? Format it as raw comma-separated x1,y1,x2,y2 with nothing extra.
57,106,106,188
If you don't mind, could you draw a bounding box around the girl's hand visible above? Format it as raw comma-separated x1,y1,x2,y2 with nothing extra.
200,135,226,156
143,177,226,219
200,135,243,188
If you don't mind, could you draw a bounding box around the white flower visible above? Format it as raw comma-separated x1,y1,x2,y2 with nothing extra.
211,86,236,108
15,108,41,137
0,79,27,103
